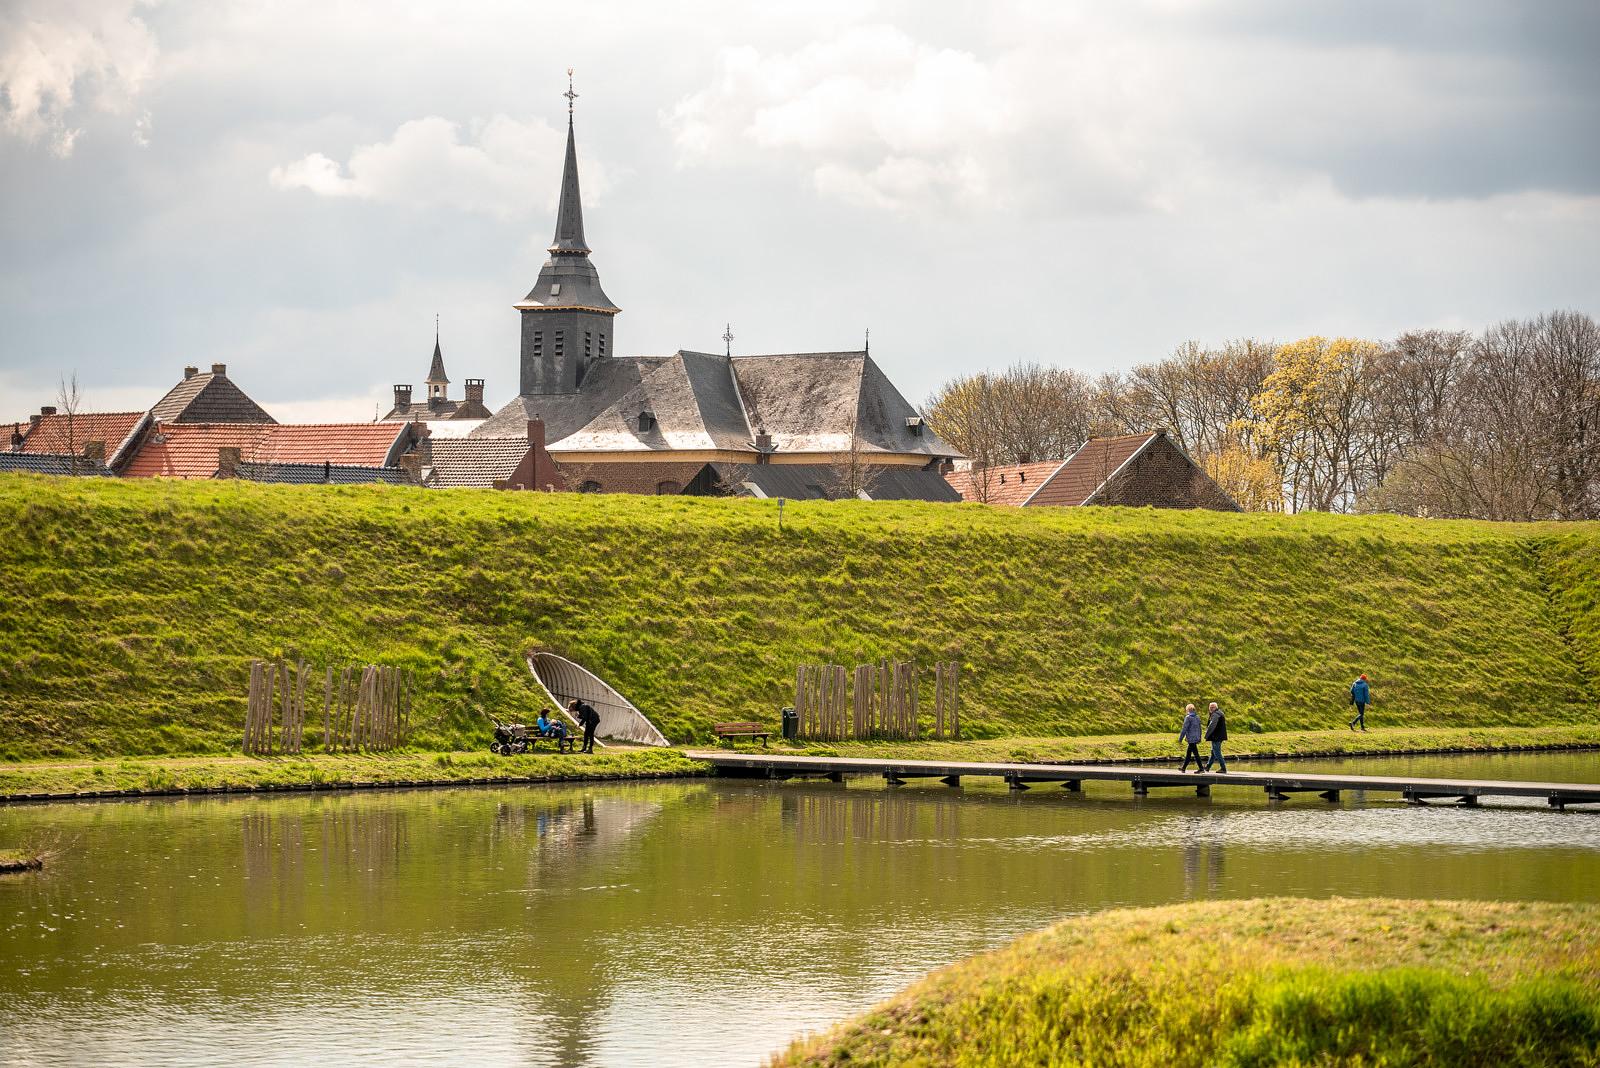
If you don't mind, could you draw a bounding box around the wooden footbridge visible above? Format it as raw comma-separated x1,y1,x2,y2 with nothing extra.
687,752,1600,810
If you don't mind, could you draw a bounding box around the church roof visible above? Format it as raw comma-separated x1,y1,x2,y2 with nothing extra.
149,367,275,424
474,350,958,461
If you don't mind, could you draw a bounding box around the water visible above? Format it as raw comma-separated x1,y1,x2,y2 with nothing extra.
1,751,1597,1067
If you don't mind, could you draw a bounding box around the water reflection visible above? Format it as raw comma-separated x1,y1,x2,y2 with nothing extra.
1,753,1597,1068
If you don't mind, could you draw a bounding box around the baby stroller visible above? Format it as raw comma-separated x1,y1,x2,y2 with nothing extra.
488,717,533,755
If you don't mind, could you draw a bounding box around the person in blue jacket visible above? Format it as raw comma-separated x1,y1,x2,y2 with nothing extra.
1348,674,1371,731
1178,704,1204,772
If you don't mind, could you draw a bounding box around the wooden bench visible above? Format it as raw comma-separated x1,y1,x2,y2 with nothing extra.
713,721,770,747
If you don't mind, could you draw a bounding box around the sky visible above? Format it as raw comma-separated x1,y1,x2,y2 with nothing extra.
2,0,1597,422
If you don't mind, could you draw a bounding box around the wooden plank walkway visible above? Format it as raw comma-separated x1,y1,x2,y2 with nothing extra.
686,752,1600,809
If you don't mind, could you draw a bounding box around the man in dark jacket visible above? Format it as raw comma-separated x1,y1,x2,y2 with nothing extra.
1348,674,1371,732
570,699,600,754
1202,702,1228,773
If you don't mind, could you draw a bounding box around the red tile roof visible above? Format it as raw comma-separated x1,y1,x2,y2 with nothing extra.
17,412,143,456
943,460,1067,506
121,423,408,479
1027,433,1157,507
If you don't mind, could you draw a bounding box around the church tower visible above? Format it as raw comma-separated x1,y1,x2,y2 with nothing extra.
515,72,619,395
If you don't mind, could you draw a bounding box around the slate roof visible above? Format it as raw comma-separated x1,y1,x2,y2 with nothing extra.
121,422,411,479
725,463,962,503
425,437,535,488
1027,433,1158,507
16,411,144,457
427,339,449,384
475,350,958,462
149,370,275,424
944,460,1070,506
0,451,113,476
235,461,413,485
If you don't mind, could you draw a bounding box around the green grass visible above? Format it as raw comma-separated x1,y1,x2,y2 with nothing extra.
766,724,1600,763
1,475,1597,759
0,747,703,796
771,898,1600,1068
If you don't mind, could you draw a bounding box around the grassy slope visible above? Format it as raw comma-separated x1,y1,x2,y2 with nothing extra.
0,475,1595,759
772,898,1600,1068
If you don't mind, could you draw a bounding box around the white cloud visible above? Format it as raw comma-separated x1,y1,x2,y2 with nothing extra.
0,0,159,156
670,26,1018,213
269,114,607,218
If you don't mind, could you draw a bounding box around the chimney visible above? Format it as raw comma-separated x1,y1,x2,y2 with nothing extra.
10,424,24,451
28,415,41,432
938,458,955,476
464,378,484,405
397,450,423,483
754,426,774,464
393,384,413,410
82,441,106,462
40,405,57,417
217,446,241,478
183,365,199,380
210,363,227,376
526,419,546,448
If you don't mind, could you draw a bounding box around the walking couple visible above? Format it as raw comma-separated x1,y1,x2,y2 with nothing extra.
1178,702,1228,773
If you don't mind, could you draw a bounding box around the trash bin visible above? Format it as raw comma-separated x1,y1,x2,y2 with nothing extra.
781,706,798,741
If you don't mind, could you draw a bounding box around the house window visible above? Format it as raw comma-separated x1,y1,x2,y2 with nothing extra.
654,480,681,495
578,480,601,494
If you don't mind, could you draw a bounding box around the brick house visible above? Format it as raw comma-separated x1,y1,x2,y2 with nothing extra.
946,431,1239,510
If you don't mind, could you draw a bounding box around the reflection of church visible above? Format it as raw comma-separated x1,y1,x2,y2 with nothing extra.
464,85,962,501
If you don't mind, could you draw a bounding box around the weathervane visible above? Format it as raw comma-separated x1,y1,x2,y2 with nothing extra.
564,68,578,119
722,323,734,358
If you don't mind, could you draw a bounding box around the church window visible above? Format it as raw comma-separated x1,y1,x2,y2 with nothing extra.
555,331,565,357
533,331,543,356
585,331,592,357
598,334,606,357
550,283,561,296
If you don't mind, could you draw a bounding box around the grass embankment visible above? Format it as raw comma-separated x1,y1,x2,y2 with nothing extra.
784,724,1600,764
1,476,1596,759
0,747,703,797
773,898,1600,1068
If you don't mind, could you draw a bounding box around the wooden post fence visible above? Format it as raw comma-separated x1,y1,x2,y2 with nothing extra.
793,659,954,742
246,659,412,755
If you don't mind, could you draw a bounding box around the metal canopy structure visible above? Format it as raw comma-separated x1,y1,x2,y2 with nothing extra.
527,651,670,747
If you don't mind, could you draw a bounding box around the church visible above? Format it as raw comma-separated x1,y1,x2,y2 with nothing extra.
467,87,962,501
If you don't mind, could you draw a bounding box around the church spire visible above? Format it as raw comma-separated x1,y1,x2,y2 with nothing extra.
427,318,449,401
550,69,588,254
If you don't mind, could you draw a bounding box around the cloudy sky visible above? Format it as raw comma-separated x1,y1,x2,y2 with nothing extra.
2,1,1597,422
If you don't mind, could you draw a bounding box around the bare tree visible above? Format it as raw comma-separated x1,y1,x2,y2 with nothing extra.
56,372,82,474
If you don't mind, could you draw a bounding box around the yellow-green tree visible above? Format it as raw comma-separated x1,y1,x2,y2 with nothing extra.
1253,336,1382,512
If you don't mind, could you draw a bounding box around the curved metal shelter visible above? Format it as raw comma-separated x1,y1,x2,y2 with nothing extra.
527,652,670,747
